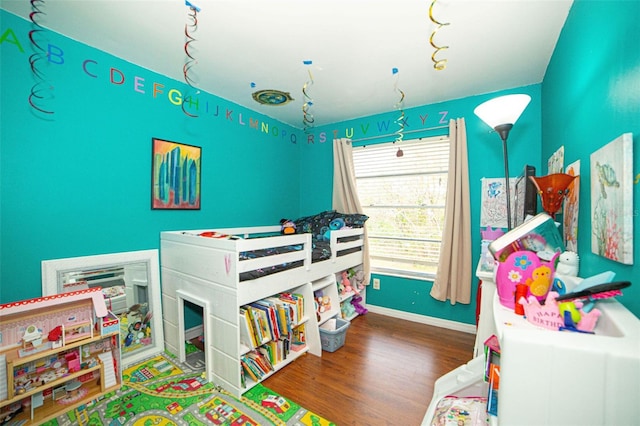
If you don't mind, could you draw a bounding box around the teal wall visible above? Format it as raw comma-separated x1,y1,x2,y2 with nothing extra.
2,0,639,324
541,0,640,316
299,86,543,325
299,0,640,321
0,11,302,305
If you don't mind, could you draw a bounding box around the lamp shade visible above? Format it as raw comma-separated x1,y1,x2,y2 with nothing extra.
474,94,531,129
529,173,576,219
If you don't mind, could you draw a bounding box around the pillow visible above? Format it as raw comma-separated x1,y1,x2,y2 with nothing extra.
293,210,368,240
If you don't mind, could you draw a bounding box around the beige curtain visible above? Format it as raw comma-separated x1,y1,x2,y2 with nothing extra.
430,118,472,304
332,138,371,285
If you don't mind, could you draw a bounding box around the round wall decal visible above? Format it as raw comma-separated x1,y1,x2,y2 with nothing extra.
252,90,294,106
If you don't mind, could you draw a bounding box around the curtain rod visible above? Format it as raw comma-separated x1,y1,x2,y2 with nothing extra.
350,124,448,144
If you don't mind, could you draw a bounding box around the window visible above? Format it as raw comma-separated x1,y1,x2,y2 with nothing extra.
353,136,450,280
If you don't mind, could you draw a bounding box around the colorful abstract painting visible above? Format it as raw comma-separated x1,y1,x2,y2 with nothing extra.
152,138,201,210
590,133,633,264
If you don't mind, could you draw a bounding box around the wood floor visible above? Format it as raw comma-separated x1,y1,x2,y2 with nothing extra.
262,312,476,426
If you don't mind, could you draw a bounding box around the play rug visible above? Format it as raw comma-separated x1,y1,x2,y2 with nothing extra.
40,351,335,426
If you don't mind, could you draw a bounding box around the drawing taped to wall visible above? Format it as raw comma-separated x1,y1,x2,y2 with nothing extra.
590,133,633,264
563,160,580,252
548,146,565,174
480,177,515,229
151,138,201,210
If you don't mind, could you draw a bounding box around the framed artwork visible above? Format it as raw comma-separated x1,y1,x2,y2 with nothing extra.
151,138,201,210
563,160,580,252
513,164,537,228
547,145,565,174
590,133,633,264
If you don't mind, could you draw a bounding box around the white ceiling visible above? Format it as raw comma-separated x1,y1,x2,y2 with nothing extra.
2,0,573,129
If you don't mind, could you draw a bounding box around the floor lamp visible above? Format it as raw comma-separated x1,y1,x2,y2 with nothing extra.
474,94,531,230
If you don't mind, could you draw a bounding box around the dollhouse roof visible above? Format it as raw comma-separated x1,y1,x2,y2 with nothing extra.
0,288,109,318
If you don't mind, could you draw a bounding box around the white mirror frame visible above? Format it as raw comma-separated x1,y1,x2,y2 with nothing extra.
41,249,164,367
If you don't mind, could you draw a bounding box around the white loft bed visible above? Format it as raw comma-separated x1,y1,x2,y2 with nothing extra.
160,225,365,305
159,225,366,390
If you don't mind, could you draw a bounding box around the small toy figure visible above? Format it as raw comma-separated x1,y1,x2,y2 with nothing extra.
556,251,580,276
280,218,296,235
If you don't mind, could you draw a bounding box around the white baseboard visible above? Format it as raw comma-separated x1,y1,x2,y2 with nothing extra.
185,325,204,341
365,305,476,334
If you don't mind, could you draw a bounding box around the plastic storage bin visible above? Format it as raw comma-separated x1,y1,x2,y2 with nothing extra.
319,317,350,352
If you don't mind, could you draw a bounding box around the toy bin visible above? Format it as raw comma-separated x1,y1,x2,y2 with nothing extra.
319,317,350,352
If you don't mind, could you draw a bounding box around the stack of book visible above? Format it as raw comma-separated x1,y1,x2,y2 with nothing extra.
240,349,274,382
238,292,306,382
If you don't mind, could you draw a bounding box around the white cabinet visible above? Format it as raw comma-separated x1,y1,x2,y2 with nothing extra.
492,282,640,425
425,274,640,426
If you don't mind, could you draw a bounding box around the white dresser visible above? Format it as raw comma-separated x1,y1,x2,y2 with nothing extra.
424,274,640,425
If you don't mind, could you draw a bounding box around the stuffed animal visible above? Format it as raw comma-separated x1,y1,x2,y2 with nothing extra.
351,295,368,315
319,217,346,241
316,296,331,313
280,218,297,235
340,270,353,295
341,301,356,319
349,268,366,292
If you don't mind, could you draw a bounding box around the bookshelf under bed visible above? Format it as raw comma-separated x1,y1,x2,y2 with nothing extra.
160,224,365,397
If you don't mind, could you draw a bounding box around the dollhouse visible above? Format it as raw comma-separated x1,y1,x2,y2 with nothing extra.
0,288,121,424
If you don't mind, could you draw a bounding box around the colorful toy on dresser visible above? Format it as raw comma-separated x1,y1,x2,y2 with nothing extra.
494,249,559,310
488,213,633,334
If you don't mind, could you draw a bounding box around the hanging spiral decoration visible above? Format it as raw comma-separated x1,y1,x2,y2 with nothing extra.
429,0,450,71
302,60,315,132
392,68,405,144
28,0,54,115
182,1,200,117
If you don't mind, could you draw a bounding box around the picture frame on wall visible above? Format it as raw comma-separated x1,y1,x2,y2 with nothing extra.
513,164,537,228
151,138,201,210
590,132,633,264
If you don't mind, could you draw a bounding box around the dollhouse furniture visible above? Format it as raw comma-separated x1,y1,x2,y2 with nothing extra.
0,288,121,424
160,219,365,397
21,326,44,351
423,274,640,425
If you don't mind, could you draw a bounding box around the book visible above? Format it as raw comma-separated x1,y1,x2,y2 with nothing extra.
240,359,260,382
246,306,271,345
487,362,500,416
265,296,291,336
488,212,565,262
239,308,258,350
251,300,281,341
243,305,268,346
